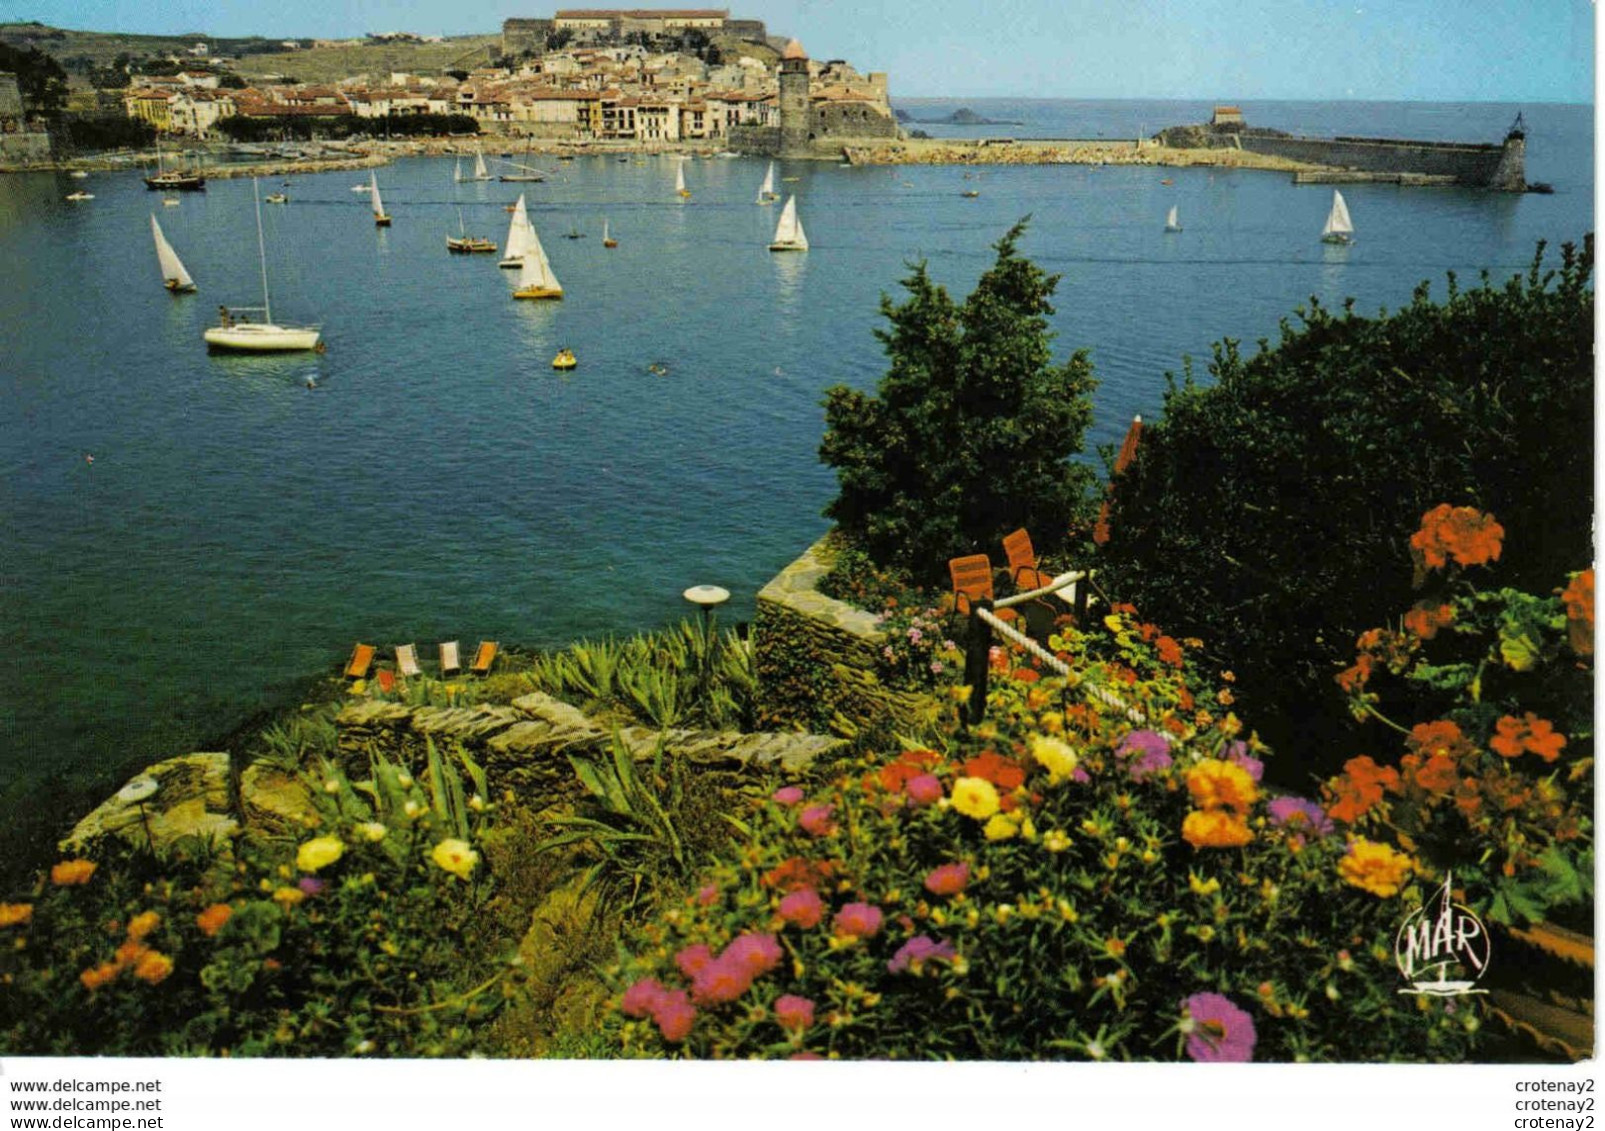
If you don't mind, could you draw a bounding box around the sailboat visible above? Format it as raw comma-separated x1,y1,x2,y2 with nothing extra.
512,217,562,300
446,207,496,254
370,172,391,226
499,139,545,182
453,157,465,184
602,217,617,248
462,145,492,182
498,194,532,268
203,179,321,352
150,214,197,294
144,138,205,192
1320,190,1354,245
1164,204,1182,233
756,161,778,204
675,161,691,199
768,194,808,252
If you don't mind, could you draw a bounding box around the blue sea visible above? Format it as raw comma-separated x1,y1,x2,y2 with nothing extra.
0,99,1592,866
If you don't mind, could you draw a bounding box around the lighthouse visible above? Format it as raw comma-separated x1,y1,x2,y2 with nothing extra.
778,38,810,159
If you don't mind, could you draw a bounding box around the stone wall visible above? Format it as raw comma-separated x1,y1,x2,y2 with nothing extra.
729,123,779,156
753,537,935,735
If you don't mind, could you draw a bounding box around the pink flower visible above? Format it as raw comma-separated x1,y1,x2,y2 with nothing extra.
778,888,825,929
723,932,783,977
1225,741,1264,782
773,994,816,1033
923,862,970,897
887,935,957,974
695,884,720,906
771,785,805,806
1182,992,1257,1062
832,902,884,939
675,944,715,979
691,958,754,1006
905,773,944,806
621,978,667,1018
652,989,697,1042
799,804,838,837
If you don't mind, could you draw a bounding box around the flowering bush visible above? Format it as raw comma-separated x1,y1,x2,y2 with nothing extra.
0,746,523,1056
603,619,1482,1061
871,604,962,692
1328,506,1593,927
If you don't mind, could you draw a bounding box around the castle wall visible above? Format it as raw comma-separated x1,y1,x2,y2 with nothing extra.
1239,134,1509,186
729,123,779,155
810,101,897,142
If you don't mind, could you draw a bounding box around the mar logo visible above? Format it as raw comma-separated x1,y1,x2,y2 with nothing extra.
1394,872,1491,996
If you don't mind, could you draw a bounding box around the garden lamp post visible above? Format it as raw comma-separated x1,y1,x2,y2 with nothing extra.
683,585,731,711
117,775,160,854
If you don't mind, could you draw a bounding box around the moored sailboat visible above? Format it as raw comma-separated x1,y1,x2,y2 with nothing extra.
602,217,617,248
756,161,778,203
676,161,691,199
447,207,497,254
1164,204,1182,233
150,214,197,293
204,179,321,352
144,140,205,192
370,172,391,226
512,218,562,300
498,194,533,268
768,194,808,252
1320,190,1354,245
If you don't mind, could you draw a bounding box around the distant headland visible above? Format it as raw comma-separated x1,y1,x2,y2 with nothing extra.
894,106,1021,126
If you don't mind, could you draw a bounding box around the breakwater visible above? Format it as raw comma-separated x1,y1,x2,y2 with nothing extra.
843,137,1323,172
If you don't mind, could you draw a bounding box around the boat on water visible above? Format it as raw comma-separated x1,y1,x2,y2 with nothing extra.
144,142,205,192
1164,205,1182,233
768,195,808,252
447,208,497,254
351,183,372,193
552,348,577,370
457,146,493,183
265,192,288,204
499,140,545,182
961,189,980,198
602,218,617,248
70,170,88,179
512,217,562,300
1321,190,1354,245
162,196,181,207
204,179,322,353
756,161,778,204
675,161,691,199
370,172,391,226
498,194,533,268
150,214,197,294
564,226,585,239
65,191,93,201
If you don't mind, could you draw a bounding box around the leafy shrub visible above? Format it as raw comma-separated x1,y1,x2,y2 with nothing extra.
0,743,522,1056
1324,506,1593,929
1099,241,1593,779
601,614,1484,1061
819,220,1099,585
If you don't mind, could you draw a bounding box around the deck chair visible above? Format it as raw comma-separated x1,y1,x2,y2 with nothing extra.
948,555,1019,624
1002,528,1052,593
439,641,462,678
376,669,396,694
471,640,499,676
344,642,376,680
395,643,422,679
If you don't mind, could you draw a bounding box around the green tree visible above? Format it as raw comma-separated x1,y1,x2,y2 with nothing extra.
0,42,69,113
1099,239,1594,781
819,219,1099,583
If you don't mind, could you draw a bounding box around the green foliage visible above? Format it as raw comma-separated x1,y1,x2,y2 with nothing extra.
1099,240,1594,777
0,41,69,112
214,112,479,142
64,113,155,151
820,219,1099,584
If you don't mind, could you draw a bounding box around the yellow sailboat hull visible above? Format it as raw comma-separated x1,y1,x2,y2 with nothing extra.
513,287,563,301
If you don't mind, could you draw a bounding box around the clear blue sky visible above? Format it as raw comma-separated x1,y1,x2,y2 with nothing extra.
4,0,1594,101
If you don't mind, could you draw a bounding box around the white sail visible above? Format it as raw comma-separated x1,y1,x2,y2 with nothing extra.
504,194,532,260
1323,190,1354,237
473,147,490,180
602,218,610,242
1165,205,1180,231
453,157,464,183
675,163,687,194
150,214,194,290
516,220,562,294
770,195,807,249
370,173,385,218
757,162,775,202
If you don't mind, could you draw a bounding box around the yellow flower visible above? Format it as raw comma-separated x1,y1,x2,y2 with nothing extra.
1181,809,1254,849
983,813,1019,841
351,679,367,694
1338,838,1415,898
126,911,160,941
272,886,306,908
1188,872,1222,896
296,836,345,873
0,903,33,929
355,822,388,843
950,777,1000,820
1042,830,1071,853
195,903,233,937
431,838,480,881
51,859,97,886
1029,735,1079,783
1103,615,1125,633
132,950,174,985
402,800,426,820
1184,759,1258,815
79,961,121,991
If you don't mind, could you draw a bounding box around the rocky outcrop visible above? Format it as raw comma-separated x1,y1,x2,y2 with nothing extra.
60,753,240,855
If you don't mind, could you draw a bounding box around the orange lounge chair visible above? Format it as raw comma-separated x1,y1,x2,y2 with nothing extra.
376,669,396,694
440,641,462,678
1002,528,1052,593
471,640,499,676
344,642,376,680
948,555,1018,624
395,643,422,679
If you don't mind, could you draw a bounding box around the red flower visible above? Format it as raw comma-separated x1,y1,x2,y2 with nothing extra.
1405,720,1474,763
1326,755,1401,823
763,857,836,892
1412,753,1459,795
1410,504,1505,575
922,862,970,897
778,888,825,929
1402,602,1456,641
1011,668,1041,684
1155,635,1184,666
961,750,1026,791
1491,714,1566,762
1561,569,1594,656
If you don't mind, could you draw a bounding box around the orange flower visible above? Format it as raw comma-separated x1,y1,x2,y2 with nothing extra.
126,911,160,942
1561,569,1593,656
1491,714,1567,762
1412,753,1459,795
79,962,122,992
1182,809,1254,849
1402,601,1456,641
1405,720,1474,763
0,903,32,929
1011,668,1041,684
763,857,836,893
50,859,97,886
1336,655,1374,694
1409,504,1505,574
1184,759,1258,815
960,750,1026,791
115,940,148,967
132,950,174,985
1156,635,1184,666
1339,838,1414,898
1325,755,1401,824
196,903,233,938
